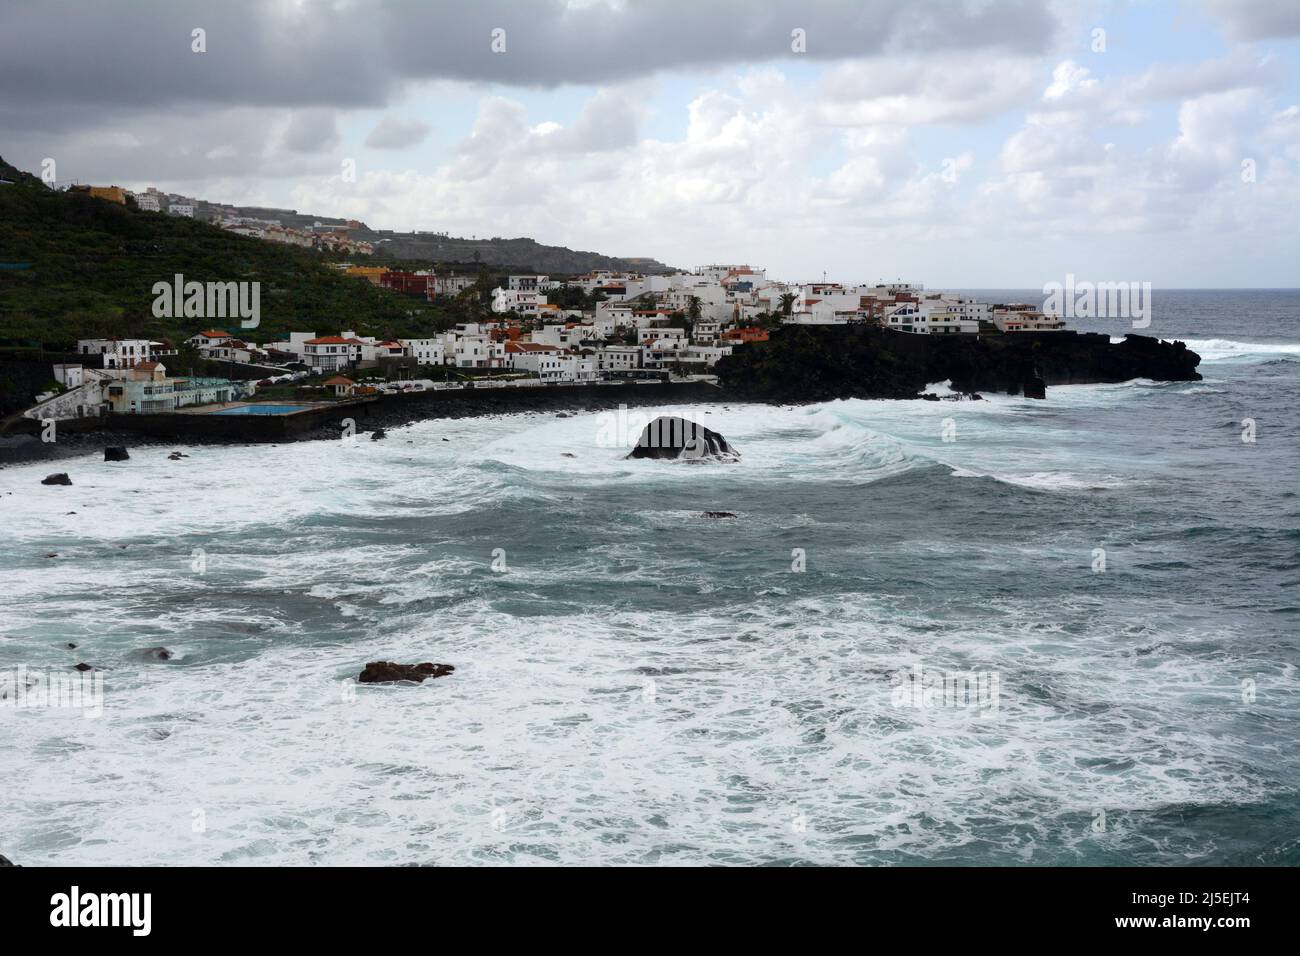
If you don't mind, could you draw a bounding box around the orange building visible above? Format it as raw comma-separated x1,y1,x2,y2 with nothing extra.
721,326,770,344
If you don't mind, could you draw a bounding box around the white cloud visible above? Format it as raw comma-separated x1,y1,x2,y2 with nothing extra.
364,115,432,150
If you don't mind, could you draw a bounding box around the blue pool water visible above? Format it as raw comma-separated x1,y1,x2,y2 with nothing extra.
210,404,312,416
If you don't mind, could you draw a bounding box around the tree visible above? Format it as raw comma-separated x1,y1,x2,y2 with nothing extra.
779,292,796,317
687,295,702,322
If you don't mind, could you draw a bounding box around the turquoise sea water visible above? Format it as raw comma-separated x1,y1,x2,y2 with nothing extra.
0,291,1297,865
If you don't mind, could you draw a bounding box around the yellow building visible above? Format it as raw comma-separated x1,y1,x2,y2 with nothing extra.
88,186,128,204
345,266,389,286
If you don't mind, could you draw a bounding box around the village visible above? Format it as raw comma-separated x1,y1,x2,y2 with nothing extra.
21,264,1069,421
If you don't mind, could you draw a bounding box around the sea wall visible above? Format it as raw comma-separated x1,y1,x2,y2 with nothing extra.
5,380,724,444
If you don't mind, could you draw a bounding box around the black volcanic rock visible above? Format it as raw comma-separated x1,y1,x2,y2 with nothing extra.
1022,377,1046,400
715,326,1201,402
627,416,739,462
41,473,72,485
104,446,129,461
370,428,386,440
358,661,454,684
0,854,16,867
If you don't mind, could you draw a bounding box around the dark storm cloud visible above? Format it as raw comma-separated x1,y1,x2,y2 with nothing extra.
0,0,1061,131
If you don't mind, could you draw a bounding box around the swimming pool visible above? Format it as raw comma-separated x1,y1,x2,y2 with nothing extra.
209,404,313,415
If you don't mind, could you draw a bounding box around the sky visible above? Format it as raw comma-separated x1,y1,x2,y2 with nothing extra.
2,0,1298,287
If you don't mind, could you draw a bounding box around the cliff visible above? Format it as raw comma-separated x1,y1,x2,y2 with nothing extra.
713,326,1201,402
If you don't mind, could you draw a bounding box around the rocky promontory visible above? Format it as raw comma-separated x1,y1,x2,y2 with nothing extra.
714,326,1201,402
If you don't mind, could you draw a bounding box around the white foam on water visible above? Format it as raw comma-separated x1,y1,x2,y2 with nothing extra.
0,397,1286,865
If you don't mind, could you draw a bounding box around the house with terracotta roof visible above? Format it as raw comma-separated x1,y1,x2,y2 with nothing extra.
322,375,356,397
302,335,363,371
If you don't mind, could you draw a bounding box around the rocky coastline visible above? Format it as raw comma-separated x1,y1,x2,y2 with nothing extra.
1,330,1202,468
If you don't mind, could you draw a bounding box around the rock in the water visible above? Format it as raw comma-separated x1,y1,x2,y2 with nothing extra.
138,647,173,661
556,412,570,418
626,416,739,462
358,661,455,684
1022,377,1047,400
700,511,737,519
41,473,72,486
167,451,188,460
561,452,576,458
371,428,386,440
73,662,92,672
104,446,130,461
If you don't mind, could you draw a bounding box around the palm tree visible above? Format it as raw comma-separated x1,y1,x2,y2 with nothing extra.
779,292,796,317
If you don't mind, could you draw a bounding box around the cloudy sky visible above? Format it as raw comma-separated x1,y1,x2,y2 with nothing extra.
3,0,1298,286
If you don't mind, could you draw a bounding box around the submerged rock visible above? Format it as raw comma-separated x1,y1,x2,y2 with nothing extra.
626,416,739,462
167,451,188,460
137,647,173,661
700,511,737,519
73,662,92,672
41,473,72,486
358,661,455,684
104,446,130,462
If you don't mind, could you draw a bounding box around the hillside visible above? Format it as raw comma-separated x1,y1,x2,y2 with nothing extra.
119,191,674,274
0,165,453,347
0,157,651,348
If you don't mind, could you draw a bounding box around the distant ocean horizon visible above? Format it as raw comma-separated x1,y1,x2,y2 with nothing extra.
2,289,1297,865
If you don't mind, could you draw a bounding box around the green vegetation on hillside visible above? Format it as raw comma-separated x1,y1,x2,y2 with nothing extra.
0,159,506,347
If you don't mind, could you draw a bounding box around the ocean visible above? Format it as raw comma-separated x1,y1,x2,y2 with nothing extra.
1,289,1297,866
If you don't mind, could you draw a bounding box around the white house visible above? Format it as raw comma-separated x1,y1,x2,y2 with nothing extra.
596,345,643,373
76,338,155,369
302,335,360,371
399,338,445,366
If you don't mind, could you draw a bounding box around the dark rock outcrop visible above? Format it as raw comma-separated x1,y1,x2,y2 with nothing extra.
41,473,72,485
370,428,386,440
0,854,16,867
715,326,1201,402
137,647,173,661
358,661,455,684
627,416,739,462
104,446,129,461
73,662,92,672
1022,377,1047,400
700,511,737,519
